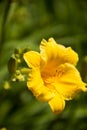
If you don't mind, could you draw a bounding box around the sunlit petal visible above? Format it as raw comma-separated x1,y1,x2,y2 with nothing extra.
40,38,78,71
40,38,65,69
65,47,79,66
48,92,65,114
23,51,40,68
55,63,87,100
27,68,54,102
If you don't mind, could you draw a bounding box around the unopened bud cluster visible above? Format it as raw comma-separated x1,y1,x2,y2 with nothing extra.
8,48,30,82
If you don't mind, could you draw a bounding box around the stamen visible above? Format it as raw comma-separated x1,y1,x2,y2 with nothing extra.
55,66,65,78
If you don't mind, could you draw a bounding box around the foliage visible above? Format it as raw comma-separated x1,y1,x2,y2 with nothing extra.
0,0,87,130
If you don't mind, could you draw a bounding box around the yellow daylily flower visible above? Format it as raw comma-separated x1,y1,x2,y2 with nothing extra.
23,38,87,114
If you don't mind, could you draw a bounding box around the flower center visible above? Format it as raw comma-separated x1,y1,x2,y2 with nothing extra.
41,64,65,86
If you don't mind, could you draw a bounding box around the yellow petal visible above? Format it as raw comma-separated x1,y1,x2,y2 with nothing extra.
40,38,65,68
55,63,87,100
24,51,54,101
23,51,40,68
65,47,79,66
27,68,54,102
40,38,78,71
48,92,65,114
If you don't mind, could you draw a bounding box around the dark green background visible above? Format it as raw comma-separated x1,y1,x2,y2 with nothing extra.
0,0,87,130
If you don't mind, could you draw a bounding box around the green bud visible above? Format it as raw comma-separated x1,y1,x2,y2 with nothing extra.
20,68,30,74
16,73,25,82
3,81,10,90
84,56,87,63
8,56,17,74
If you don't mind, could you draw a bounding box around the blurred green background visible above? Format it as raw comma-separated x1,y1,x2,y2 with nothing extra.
0,0,87,130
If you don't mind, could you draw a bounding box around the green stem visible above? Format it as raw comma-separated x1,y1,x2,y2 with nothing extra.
0,0,11,53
